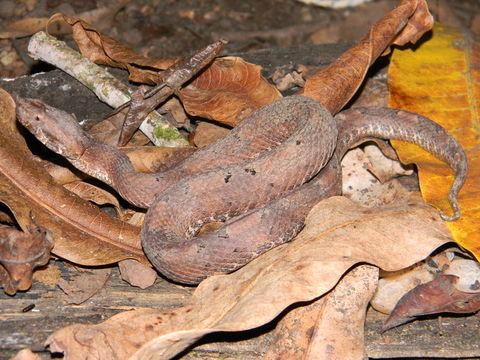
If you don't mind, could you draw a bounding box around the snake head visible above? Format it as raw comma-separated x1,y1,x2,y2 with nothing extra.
14,95,92,161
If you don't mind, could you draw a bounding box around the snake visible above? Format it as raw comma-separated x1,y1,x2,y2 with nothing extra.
15,95,467,284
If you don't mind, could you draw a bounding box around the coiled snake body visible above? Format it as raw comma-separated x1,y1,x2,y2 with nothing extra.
15,95,467,284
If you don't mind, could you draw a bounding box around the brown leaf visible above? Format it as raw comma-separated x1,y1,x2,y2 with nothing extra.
46,194,451,360
0,226,52,295
179,57,282,126
0,89,145,267
63,181,123,217
299,0,433,114
48,13,176,84
383,274,480,331
118,259,157,289
264,265,378,360
371,258,439,314
192,121,230,148
58,267,111,305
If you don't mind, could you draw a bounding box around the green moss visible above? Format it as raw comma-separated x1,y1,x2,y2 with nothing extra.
154,125,183,140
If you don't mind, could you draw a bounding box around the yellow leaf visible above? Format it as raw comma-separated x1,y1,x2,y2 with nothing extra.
388,23,480,257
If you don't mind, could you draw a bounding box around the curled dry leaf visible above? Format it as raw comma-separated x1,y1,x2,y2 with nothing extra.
46,194,451,360
371,258,439,314
179,57,282,126
0,89,145,267
265,265,378,360
383,274,480,331
48,13,176,84
299,0,433,114
0,226,52,295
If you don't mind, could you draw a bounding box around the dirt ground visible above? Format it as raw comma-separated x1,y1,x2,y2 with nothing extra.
1,0,479,78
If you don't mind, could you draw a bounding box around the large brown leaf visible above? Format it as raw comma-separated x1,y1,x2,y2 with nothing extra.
299,0,433,114
264,265,378,360
179,57,282,126
46,194,451,359
0,89,146,266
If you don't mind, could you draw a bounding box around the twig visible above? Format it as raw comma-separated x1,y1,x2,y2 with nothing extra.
27,31,189,147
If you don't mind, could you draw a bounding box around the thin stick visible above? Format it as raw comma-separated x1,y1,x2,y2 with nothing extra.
27,31,189,147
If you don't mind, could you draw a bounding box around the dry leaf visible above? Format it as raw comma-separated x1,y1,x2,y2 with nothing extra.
63,181,123,217
299,0,433,114
0,89,145,267
179,57,282,126
48,13,176,84
264,265,378,360
192,121,230,148
0,18,52,39
383,274,480,330
118,259,157,289
46,194,451,359
389,22,480,258
0,226,52,295
371,258,439,314
58,267,111,305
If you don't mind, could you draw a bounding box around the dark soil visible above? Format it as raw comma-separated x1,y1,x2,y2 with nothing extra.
1,0,479,77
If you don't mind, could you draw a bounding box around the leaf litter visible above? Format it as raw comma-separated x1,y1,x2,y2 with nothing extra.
1,0,477,358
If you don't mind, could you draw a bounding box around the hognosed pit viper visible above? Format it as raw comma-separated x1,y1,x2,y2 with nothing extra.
14,95,467,284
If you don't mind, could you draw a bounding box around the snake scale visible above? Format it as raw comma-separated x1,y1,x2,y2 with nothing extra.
15,95,467,284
